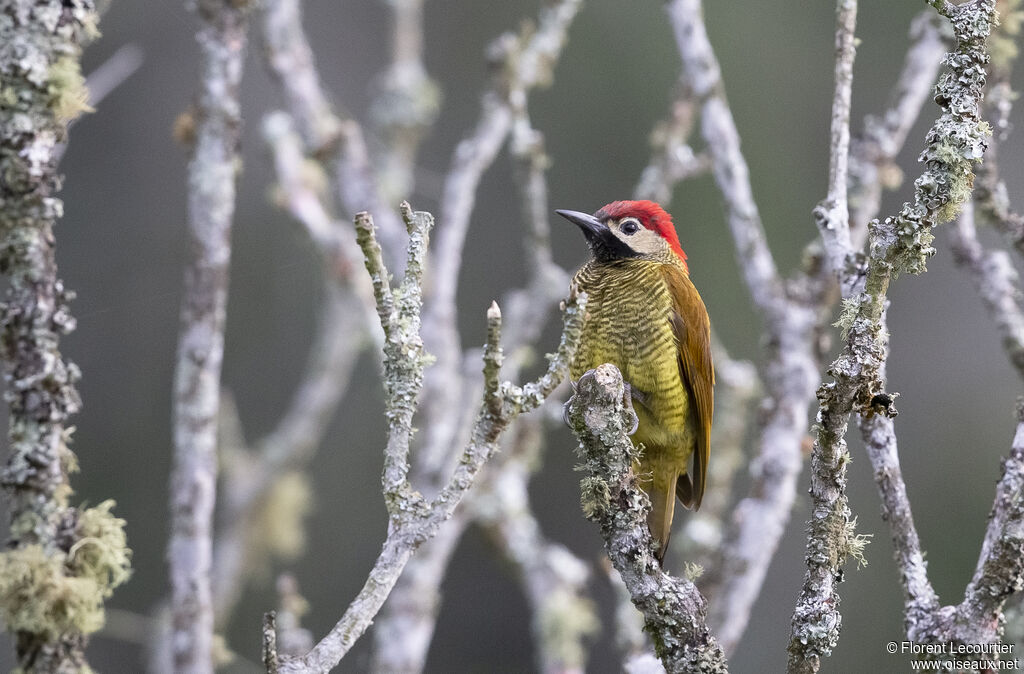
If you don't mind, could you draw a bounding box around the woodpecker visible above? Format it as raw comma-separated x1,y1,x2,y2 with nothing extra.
558,200,714,563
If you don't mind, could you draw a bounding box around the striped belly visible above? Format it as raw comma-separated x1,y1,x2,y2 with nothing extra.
571,262,694,457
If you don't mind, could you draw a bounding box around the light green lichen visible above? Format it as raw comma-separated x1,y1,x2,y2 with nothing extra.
0,546,104,638
69,501,132,594
46,57,93,124
833,297,861,340
252,471,313,563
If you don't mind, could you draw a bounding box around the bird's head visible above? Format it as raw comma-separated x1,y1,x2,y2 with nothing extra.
556,200,688,270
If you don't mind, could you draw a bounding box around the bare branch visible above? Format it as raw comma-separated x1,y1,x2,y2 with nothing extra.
634,81,709,204
420,0,582,473
168,1,251,671
789,3,996,670
674,340,760,572
858,412,939,623
814,0,857,278
566,364,728,673
259,0,406,267
370,0,440,203
949,202,1024,379
277,206,585,672
667,0,786,323
83,42,143,109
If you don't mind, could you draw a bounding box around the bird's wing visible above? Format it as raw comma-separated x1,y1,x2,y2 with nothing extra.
662,263,714,509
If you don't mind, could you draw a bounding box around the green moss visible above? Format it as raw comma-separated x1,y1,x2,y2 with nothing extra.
46,57,92,124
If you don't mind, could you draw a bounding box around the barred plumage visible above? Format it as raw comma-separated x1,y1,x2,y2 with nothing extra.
559,201,713,564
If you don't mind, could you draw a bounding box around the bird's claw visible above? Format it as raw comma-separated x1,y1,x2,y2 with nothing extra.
562,369,592,428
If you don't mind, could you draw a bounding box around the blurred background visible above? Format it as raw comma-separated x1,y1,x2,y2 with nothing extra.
3,0,1022,671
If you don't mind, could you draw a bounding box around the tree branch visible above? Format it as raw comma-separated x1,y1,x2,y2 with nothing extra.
259,0,406,269
789,2,996,670
419,0,582,477
814,0,857,279
566,364,728,673
667,0,786,323
276,205,585,672
167,1,252,672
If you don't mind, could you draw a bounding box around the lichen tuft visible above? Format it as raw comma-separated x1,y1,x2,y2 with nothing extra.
46,57,93,124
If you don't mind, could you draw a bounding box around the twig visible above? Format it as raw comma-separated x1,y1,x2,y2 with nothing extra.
788,2,995,671
369,0,440,204
949,201,1024,379
259,0,406,268
814,0,857,279
848,11,946,239
634,80,709,204
858,410,939,626
84,42,143,108
276,206,586,672
420,0,582,476
565,364,728,673
262,611,279,674
168,0,251,671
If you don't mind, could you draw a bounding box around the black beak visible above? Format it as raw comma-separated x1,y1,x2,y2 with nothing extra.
556,209,605,243
556,208,639,262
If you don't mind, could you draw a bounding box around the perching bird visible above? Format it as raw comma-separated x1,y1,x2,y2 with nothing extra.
558,200,714,563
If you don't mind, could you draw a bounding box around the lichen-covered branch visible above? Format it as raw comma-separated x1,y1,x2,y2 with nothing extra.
168,1,251,671
276,206,585,672
0,1,134,670
959,404,1024,640
565,364,727,673
848,11,946,238
788,2,995,671
370,102,573,673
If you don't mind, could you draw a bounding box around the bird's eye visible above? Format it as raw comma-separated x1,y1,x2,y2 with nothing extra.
620,218,641,235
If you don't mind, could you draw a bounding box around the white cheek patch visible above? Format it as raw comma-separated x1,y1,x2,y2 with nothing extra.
611,227,665,256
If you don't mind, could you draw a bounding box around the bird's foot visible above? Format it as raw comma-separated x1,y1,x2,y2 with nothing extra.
562,369,639,436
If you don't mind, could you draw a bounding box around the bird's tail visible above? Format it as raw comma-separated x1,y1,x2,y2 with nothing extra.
648,470,679,565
